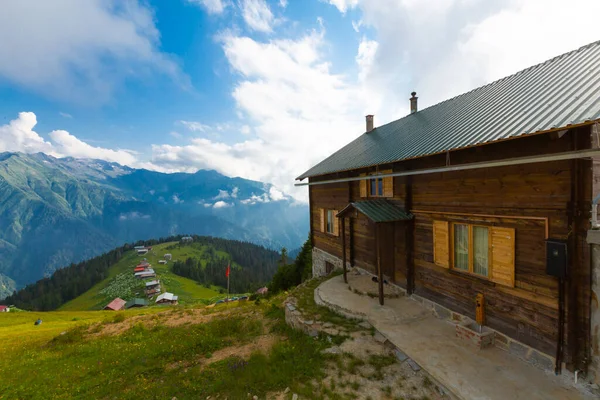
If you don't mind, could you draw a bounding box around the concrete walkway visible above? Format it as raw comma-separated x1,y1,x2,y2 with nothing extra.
316,275,594,400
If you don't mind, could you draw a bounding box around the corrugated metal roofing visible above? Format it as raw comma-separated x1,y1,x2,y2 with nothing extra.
338,199,413,223
125,298,148,308
156,292,178,303
298,41,600,180
104,298,126,311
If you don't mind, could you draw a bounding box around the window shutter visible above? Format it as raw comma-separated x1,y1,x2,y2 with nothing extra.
490,227,515,287
382,170,393,197
433,220,450,268
359,174,367,197
319,208,325,232
333,210,339,236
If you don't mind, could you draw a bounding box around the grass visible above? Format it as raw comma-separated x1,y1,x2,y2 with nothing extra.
59,242,224,311
0,293,331,400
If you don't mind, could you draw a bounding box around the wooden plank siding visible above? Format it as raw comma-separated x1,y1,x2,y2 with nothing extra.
309,127,593,370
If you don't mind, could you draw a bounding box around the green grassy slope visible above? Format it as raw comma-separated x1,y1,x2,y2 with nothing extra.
59,242,223,311
0,294,329,400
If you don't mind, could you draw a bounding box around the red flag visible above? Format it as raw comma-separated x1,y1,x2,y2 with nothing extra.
226,263,230,277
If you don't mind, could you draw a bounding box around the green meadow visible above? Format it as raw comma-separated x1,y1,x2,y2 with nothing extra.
0,296,330,400
59,242,224,311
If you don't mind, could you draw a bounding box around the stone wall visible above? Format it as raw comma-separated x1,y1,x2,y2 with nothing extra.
587,230,600,385
312,247,350,277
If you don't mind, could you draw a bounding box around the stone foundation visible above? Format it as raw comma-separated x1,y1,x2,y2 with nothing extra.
312,247,350,277
455,321,495,350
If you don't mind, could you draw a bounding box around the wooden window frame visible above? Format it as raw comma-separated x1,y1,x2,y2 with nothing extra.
450,222,491,279
369,177,384,197
320,208,339,237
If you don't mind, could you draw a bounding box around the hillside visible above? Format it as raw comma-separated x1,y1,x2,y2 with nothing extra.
5,237,281,311
0,152,308,298
0,277,446,399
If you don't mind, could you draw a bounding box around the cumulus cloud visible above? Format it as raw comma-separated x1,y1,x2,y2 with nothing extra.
240,0,275,33
188,0,228,14
326,0,359,13
0,0,187,104
0,112,138,166
213,200,233,208
172,194,184,204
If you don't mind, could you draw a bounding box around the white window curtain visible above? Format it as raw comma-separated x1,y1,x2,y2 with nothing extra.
454,224,469,270
473,226,489,276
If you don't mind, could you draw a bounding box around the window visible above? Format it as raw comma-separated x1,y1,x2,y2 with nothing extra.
360,170,393,198
319,208,339,236
326,210,335,234
433,220,515,287
370,177,383,196
452,224,488,276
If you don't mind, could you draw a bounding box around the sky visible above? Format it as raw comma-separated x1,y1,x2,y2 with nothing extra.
0,0,599,201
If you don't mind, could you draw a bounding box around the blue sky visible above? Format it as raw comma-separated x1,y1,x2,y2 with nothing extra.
0,0,598,200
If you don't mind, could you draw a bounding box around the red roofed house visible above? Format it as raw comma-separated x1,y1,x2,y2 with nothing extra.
0,305,9,312
104,298,126,311
134,266,145,273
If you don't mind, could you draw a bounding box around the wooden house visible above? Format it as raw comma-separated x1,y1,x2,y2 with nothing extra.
125,298,148,309
156,292,178,305
0,305,9,312
103,298,126,311
296,42,600,376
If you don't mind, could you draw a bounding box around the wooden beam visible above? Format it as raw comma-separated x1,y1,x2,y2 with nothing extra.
376,223,384,305
342,217,347,283
406,175,415,295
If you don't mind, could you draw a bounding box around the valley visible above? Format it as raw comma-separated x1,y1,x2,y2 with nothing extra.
0,152,308,298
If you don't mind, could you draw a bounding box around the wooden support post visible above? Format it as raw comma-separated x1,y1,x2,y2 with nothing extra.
342,217,347,283
376,223,384,305
406,176,415,295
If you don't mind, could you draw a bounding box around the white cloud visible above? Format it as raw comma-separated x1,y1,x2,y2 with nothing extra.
169,131,182,138
268,186,285,201
59,112,73,119
240,0,275,33
213,200,233,208
0,0,187,104
172,194,184,204
0,112,138,166
279,0,288,7
231,187,239,198
214,189,230,199
178,120,211,132
188,0,228,14
119,211,151,221
326,0,359,13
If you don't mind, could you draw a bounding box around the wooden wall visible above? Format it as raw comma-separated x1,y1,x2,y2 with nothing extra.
309,127,593,370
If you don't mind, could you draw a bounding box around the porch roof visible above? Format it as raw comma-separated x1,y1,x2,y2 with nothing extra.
337,199,413,223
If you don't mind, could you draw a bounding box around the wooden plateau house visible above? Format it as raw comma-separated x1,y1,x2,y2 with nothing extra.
125,298,148,309
103,298,126,311
296,41,600,376
156,292,178,305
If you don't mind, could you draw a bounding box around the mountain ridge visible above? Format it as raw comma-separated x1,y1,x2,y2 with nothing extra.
0,152,308,298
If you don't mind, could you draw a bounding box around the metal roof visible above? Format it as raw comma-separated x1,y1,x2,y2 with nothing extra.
125,298,148,308
156,292,178,302
337,199,413,223
145,280,160,287
104,298,126,310
298,40,600,180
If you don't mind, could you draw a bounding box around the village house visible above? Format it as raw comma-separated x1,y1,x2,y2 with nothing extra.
256,287,268,295
296,41,600,380
136,248,148,256
145,280,160,290
180,236,193,244
125,298,148,309
158,259,167,264
164,253,172,261
103,298,126,311
134,269,156,279
0,305,9,312
156,292,178,305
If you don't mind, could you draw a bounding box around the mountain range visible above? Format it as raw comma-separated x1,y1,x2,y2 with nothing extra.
0,152,308,299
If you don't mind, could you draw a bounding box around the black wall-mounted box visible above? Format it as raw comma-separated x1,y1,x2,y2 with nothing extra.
546,239,568,278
